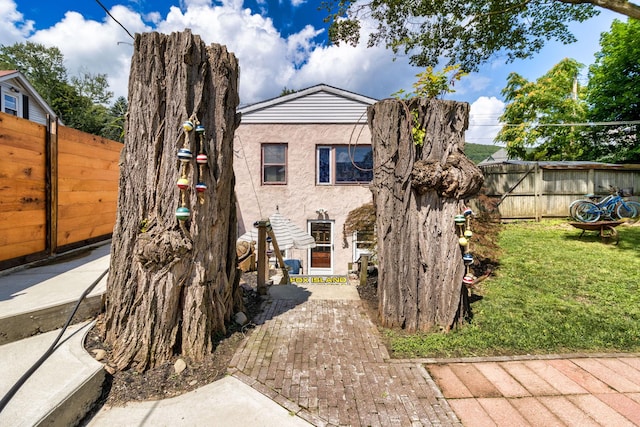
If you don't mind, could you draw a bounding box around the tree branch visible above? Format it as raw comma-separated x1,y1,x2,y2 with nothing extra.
557,0,640,19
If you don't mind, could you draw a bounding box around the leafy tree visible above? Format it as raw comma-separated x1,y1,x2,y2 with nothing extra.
495,58,588,160
584,18,640,162
101,96,128,143
0,42,116,138
326,1,640,72
0,41,68,107
71,70,114,105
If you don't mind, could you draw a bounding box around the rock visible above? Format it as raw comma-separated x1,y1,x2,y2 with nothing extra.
234,311,248,326
189,380,198,386
92,349,107,361
174,358,187,375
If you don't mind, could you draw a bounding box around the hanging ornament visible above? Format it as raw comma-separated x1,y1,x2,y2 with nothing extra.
462,275,475,288
177,178,189,189
178,148,193,162
458,237,468,247
195,182,207,193
176,206,190,221
196,153,208,164
464,229,473,238
463,253,474,265
182,120,194,132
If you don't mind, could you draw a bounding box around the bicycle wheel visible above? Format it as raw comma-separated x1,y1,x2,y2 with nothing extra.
616,201,637,220
619,201,640,223
574,201,601,223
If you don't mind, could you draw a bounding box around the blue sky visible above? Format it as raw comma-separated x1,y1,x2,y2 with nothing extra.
1,0,623,144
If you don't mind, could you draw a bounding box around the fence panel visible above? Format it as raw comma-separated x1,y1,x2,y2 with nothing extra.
0,113,47,262
479,163,640,220
57,126,121,247
0,113,122,269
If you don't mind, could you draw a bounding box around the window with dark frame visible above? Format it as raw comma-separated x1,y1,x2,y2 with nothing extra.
262,143,287,184
317,145,373,185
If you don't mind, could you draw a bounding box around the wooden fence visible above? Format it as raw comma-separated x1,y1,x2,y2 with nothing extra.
477,161,640,220
0,112,122,269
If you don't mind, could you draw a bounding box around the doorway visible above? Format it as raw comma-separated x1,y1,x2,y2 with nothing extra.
308,221,333,274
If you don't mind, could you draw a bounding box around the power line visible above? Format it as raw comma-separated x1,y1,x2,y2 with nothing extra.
95,0,134,40
471,120,640,127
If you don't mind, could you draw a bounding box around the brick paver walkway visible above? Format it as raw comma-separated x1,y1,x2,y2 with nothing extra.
229,286,640,426
229,297,462,426
427,356,640,426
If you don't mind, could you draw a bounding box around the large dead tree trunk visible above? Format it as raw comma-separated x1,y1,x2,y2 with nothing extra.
369,98,483,333
103,30,241,372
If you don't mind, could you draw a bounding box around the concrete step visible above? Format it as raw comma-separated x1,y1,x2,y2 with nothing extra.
0,243,110,425
0,244,110,345
0,322,105,426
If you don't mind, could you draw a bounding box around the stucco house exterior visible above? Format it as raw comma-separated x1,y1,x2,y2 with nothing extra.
234,84,377,275
0,70,59,125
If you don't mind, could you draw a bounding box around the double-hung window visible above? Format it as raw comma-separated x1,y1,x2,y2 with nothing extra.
262,143,287,184
317,145,373,185
3,93,18,116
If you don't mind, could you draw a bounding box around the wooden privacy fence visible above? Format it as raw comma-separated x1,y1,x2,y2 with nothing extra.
0,112,122,269
477,161,640,220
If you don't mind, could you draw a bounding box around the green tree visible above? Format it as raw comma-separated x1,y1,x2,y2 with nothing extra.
326,1,640,72
0,41,68,107
496,58,588,160
584,18,640,162
0,42,115,138
101,96,128,143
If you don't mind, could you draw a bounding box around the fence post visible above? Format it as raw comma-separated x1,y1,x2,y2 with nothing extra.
45,115,58,255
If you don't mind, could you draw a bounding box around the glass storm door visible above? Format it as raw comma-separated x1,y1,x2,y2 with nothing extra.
309,221,333,274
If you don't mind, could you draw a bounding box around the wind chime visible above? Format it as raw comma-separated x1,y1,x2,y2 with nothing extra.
455,208,475,288
175,116,208,224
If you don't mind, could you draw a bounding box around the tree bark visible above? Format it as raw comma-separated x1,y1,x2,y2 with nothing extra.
369,98,483,332
103,30,242,372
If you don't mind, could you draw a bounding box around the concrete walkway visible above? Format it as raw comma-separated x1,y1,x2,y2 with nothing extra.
2,246,640,426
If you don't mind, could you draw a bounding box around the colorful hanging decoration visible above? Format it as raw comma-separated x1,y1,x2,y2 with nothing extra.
174,115,208,227
175,119,194,222
195,124,207,205
456,208,477,288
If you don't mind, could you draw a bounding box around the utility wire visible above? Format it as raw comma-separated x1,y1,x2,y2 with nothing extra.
95,0,134,40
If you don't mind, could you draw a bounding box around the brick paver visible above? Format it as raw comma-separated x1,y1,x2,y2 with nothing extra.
229,285,640,426
229,295,462,426
428,356,640,426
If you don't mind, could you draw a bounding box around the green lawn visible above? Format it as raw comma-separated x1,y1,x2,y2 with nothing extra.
386,220,640,358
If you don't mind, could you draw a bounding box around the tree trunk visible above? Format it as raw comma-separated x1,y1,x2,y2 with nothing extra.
103,30,242,372
369,98,483,333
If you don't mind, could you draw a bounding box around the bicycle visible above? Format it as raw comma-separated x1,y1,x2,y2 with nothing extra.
572,186,640,223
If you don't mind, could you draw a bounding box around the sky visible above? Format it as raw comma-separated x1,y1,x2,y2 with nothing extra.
0,0,624,145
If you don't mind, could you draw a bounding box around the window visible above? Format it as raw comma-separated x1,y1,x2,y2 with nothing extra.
3,93,18,116
317,145,373,185
262,144,287,184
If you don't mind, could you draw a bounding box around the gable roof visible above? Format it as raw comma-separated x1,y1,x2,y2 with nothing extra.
0,70,59,121
239,84,378,124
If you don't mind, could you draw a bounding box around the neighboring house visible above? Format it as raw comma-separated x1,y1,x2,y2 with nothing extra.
478,147,511,166
0,70,59,125
234,84,377,275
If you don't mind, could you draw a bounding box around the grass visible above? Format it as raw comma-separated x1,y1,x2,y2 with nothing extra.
387,220,640,358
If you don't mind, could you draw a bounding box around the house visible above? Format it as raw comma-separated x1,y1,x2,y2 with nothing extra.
0,70,59,125
234,84,377,275
478,147,510,166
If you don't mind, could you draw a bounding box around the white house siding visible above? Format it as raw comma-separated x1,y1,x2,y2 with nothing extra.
0,77,52,125
234,123,373,275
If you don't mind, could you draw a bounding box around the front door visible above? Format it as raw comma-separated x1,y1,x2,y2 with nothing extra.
308,221,333,274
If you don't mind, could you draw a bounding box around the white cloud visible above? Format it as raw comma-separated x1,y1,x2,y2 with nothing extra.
467,96,504,145
27,6,149,102
0,0,34,45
